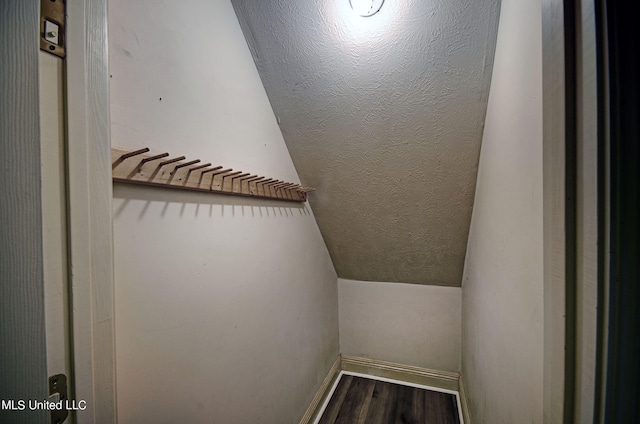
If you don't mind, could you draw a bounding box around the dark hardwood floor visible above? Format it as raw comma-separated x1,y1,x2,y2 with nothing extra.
317,374,460,424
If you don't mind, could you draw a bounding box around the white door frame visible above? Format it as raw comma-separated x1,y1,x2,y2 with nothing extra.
0,3,49,423
542,0,602,422
61,0,603,423
66,0,117,422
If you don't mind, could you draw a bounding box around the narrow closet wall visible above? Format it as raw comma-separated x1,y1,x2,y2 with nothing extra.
461,0,544,422
338,279,461,373
109,1,338,423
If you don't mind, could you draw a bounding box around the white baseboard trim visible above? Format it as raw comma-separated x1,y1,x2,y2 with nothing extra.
458,375,472,424
298,356,342,424
340,354,460,392
299,354,464,424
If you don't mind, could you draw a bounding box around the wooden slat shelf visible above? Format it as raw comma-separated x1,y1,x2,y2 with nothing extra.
111,147,315,203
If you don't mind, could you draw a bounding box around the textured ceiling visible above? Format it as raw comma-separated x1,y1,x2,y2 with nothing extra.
231,0,500,286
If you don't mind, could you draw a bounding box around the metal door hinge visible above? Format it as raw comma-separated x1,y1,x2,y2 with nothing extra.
40,0,66,58
48,374,69,424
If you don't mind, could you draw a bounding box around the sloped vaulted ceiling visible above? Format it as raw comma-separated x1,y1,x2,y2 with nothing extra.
231,0,500,286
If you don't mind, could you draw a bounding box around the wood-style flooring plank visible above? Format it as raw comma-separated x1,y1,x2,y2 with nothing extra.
393,383,418,424
364,380,397,424
356,379,376,424
421,388,460,424
411,384,426,422
317,375,460,424
334,376,375,424
318,375,354,424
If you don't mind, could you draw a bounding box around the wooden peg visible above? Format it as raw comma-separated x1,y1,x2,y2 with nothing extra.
282,186,295,199
255,179,272,196
238,174,257,181
274,182,290,198
201,166,225,175
159,156,186,167
222,172,245,191
172,159,201,174
140,152,169,165
208,169,234,189
282,182,296,188
222,171,242,179
229,173,251,193
230,173,250,180
246,177,265,195
280,183,299,190
187,163,212,172
119,147,150,160
245,176,264,183
265,181,282,199
206,169,233,189
242,176,262,191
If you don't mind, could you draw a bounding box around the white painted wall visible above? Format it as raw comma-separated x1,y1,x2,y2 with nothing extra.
461,0,544,422
339,279,461,372
109,1,338,423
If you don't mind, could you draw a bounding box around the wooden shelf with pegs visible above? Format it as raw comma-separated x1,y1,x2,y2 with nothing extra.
111,147,315,203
